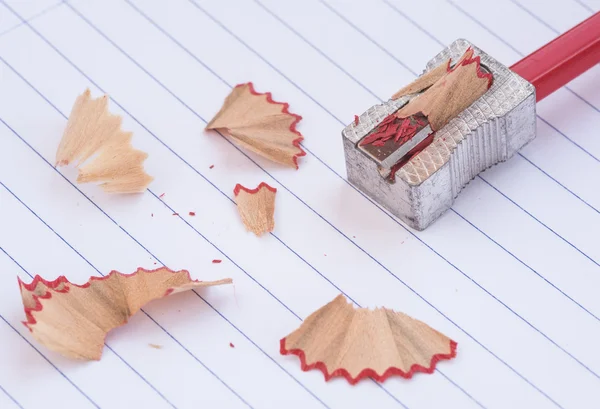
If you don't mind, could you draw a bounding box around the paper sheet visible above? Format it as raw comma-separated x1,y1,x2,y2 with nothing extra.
0,0,598,408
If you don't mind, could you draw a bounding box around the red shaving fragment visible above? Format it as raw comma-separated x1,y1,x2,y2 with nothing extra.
359,114,426,147
189,212,196,216
172,213,179,216
209,165,214,169
354,115,359,126
230,342,235,348
159,193,165,198
212,260,222,264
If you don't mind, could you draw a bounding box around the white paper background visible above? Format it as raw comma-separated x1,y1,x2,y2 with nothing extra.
0,0,599,408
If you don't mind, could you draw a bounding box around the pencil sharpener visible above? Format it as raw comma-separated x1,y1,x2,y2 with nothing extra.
342,39,536,230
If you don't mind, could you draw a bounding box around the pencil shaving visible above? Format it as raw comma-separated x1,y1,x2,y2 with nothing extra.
56,89,153,193
206,83,306,169
280,294,457,384
18,267,232,360
391,58,450,99
233,182,277,236
395,48,492,131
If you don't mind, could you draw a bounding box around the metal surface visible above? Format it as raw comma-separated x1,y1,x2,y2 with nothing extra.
342,39,536,230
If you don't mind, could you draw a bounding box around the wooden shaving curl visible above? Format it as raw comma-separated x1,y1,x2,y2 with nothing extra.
281,294,457,384
19,267,232,360
206,83,305,169
56,89,153,193
233,182,277,236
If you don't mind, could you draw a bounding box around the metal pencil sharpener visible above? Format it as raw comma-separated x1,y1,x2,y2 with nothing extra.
342,39,536,230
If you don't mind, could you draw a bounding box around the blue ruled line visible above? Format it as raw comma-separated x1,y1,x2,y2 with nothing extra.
447,0,600,124
385,0,600,217
0,178,252,409
0,0,592,404
0,34,393,408
0,0,62,38
0,247,177,409
25,0,592,404
0,383,23,409
0,248,101,409
572,0,595,14
0,314,100,409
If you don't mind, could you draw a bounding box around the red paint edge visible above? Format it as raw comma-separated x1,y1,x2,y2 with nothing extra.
448,47,493,89
233,182,277,196
235,82,306,169
280,337,457,384
19,267,200,330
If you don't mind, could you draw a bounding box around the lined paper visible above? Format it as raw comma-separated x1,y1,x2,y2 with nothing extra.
0,0,599,408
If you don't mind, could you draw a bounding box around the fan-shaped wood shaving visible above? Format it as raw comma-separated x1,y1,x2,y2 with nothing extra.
391,58,450,100
395,48,493,131
206,83,306,169
18,267,232,360
55,89,153,193
280,294,457,384
233,182,277,236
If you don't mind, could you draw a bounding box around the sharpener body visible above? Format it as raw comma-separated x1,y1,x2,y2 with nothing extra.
342,39,536,230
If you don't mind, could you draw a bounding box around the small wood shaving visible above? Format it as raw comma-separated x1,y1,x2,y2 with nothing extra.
233,182,277,236
229,342,235,348
212,260,222,264
189,212,196,216
18,267,232,360
55,89,153,193
280,294,457,384
206,83,305,169
391,59,450,99
149,344,162,349
395,48,492,131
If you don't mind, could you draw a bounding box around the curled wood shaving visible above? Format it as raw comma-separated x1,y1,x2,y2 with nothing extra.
395,48,492,131
19,267,232,360
206,83,306,169
280,294,457,384
391,59,450,99
55,89,153,193
233,182,277,236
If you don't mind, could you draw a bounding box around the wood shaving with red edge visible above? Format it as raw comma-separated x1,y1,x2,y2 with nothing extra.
229,342,235,348
189,212,196,216
395,48,492,131
354,115,359,125
206,83,306,169
233,182,277,236
18,267,232,360
212,260,222,264
280,294,457,384
55,89,153,193
391,59,450,100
